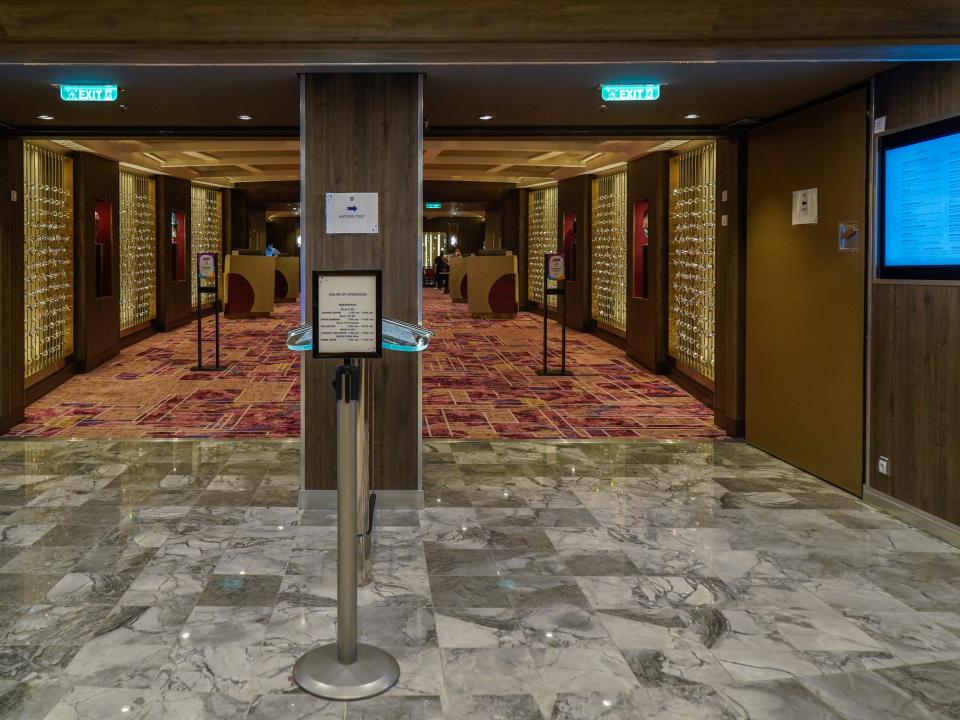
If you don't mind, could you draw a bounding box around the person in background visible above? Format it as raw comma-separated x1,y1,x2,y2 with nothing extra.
435,251,449,293
265,241,280,257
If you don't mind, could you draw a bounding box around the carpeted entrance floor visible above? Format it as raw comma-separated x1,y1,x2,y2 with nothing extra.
10,290,720,440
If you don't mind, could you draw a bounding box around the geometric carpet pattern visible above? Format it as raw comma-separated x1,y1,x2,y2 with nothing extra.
11,305,302,439
421,289,722,440
11,290,721,440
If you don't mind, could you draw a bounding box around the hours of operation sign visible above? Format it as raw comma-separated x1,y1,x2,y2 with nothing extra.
312,270,383,358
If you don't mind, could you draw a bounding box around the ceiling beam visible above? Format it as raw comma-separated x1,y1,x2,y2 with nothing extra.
427,154,586,168
160,153,299,168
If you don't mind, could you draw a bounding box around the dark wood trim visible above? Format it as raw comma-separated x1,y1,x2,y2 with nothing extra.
120,323,158,348
591,324,627,351
155,176,193,332
556,175,592,332
625,152,670,374
0,136,24,434
25,363,78,405
73,152,122,373
667,363,715,409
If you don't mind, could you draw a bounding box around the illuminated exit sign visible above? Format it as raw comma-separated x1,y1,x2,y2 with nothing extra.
600,84,660,102
60,84,119,102
425,202,442,209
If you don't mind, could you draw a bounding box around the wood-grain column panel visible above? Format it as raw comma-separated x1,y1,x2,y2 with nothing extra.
556,175,592,332
155,176,193,331
626,152,670,373
0,138,24,434
73,153,121,372
713,138,746,437
301,73,423,493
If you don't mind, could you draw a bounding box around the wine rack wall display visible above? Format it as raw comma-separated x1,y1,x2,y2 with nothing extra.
119,171,157,333
526,186,558,307
590,171,628,334
191,186,223,307
23,143,75,381
668,143,717,382
423,232,447,269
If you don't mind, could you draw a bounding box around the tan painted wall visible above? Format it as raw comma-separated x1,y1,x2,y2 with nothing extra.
745,89,867,495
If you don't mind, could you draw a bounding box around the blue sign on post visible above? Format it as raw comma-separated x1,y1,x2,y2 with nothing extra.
59,84,119,102
600,84,661,102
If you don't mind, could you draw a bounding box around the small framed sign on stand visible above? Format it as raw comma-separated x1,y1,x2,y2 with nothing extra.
537,253,573,376
192,252,226,372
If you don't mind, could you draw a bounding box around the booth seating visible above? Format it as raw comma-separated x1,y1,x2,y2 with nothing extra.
224,254,276,318
275,256,301,303
448,256,468,303
466,254,519,319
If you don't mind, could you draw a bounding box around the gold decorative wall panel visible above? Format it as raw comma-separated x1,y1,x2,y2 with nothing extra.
669,143,716,382
590,171,628,334
23,143,74,380
526,186,558,307
190,185,222,306
119,171,156,332
423,232,446,269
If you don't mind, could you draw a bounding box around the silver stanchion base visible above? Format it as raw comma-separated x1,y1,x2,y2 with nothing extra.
293,643,400,701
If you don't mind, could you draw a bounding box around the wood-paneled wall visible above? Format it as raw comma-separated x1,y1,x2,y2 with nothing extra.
870,63,960,525
626,152,670,373
73,152,121,372
301,73,423,493
0,138,24,433
746,89,867,496
3,2,960,64
155,175,192,331
557,176,592,332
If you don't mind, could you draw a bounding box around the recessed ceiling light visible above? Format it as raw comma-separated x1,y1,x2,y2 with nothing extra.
684,113,701,120
238,114,253,121
478,114,494,121
37,114,54,121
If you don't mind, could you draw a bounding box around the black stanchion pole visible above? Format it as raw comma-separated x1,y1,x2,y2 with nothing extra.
561,281,567,376
214,260,221,370
542,281,549,375
195,256,203,371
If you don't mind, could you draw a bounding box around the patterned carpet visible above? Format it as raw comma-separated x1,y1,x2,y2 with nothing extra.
11,306,302,439
11,291,720,440
421,289,721,440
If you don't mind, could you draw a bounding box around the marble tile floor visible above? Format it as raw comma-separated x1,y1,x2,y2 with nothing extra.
0,437,956,718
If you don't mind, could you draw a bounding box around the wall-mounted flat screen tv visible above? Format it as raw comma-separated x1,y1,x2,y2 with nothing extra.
878,115,960,280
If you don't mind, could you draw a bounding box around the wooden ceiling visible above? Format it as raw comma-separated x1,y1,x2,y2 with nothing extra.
58,137,687,189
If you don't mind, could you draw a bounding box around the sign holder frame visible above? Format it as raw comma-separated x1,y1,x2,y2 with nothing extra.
191,252,226,372
311,270,383,360
537,253,572,377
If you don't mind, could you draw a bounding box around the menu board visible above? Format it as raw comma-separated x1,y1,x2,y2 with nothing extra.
882,126,960,276
312,270,382,358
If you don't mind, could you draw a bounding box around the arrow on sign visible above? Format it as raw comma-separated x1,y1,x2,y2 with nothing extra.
347,205,358,212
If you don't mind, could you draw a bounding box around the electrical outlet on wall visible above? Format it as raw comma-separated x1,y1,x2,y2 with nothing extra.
878,456,890,475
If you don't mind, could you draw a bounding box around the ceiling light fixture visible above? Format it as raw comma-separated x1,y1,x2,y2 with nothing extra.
684,113,701,120
478,114,494,121
37,114,54,121
238,114,253,121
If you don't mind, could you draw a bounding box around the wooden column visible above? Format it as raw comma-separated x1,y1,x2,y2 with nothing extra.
155,176,192,331
74,153,121,372
556,175,592,332
0,138,24,434
713,138,746,437
301,73,423,499
626,152,670,373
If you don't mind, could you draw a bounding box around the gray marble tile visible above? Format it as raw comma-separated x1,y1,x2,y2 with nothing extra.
2,604,113,646
44,572,136,605
799,670,943,720
178,606,272,647
517,604,612,649
42,685,157,719
196,574,282,606
576,575,732,610
0,644,79,682
435,608,525,649
89,605,193,647
429,576,512,608
0,680,73,720
0,573,60,605
358,606,437,647
157,644,257,700
0,545,85,574
441,647,538,696
719,678,846,719
140,690,251,720
119,574,206,607
557,548,640,576
443,694,543,720
263,605,337,650
877,659,960,719
65,644,167,689
492,548,568,576
74,545,159,574
505,575,591,609
424,545,498,576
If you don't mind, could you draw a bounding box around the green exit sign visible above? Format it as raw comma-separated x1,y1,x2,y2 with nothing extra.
60,84,119,102
600,84,660,102
425,202,442,209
